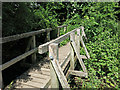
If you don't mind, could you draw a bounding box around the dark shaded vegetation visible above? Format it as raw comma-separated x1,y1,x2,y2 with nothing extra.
2,2,120,89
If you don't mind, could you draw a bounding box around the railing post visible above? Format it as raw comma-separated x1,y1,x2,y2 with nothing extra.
57,27,60,37
64,26,67,33
31,35,36,64
47,30,50,42
0,65,3,89
70,32,75,70
77,28,80,54
49,43,59,88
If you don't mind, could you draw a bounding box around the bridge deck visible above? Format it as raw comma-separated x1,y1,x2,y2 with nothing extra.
11,43,70,89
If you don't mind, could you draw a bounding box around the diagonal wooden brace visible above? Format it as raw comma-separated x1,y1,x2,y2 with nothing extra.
70,34,87,73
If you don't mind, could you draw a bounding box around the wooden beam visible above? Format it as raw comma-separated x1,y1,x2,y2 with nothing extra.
69,70,87,77
0,66,3,89
1,25,67,44
49,43,70,89
57,28,60,37
81,26,87,40
77,28,80,54
31,36,37,64
60,52,70,68
51,60,70,89
49,43,59,88
80,36,90,59
47,30,50,42
2,48,38,70
38,28,78,54
57,25,67,28
70,33,75,70
1,28,52,44
70,39,87,73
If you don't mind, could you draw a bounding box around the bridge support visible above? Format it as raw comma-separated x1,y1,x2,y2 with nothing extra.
49,43,70,89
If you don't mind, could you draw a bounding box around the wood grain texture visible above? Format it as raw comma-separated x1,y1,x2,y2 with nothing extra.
69,70,87,77
70,39,87,73
38,28,78,54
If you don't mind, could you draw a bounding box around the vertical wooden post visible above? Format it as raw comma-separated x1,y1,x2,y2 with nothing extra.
57,28,60,37
31,35,36,64
70,32,75,70
77,28,80,54
0,65,3,89
47,30,50,42
64,26,67,33
49,43,59,88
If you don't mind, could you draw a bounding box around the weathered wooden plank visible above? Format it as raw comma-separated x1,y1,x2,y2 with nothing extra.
57,28,60,37
70,39,87,73
49,43,59,88
60,52,70,68
1,28,52,44
1,25,67,44
81,26,87,40
80,36,90,59
31,36,37,63
77,28,80,54
17,81,44,88
2,48,38,70
69,70,87,77
57,25,67,28
51,60,70,89
49,43,70,89
64,26,67,32
38,28,77,54
47,30,50,41
70,33,75,70
0,68,3,89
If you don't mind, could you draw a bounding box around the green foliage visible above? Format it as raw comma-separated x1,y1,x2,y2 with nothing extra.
63,2,119,89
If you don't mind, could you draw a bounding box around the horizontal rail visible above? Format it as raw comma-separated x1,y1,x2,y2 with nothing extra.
1,48,38,70
38,28,79,54
57,25,67,28
1,25,67,44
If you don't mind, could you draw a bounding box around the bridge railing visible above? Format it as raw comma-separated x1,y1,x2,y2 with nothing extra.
0,25,67,88
38,26,90,88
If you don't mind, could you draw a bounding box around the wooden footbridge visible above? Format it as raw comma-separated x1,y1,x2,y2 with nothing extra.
0,25,90,89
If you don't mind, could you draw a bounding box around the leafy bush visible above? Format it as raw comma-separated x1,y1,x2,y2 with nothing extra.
63,2,119,89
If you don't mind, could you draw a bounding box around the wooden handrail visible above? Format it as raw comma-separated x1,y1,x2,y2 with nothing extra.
0,25,67,44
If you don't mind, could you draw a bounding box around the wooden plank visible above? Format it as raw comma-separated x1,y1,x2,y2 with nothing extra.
77,28,80,54
51,60,70,89
47,30,50,41
1,25,67,44
81,26,87,40
0,68,3,89
49,43,59,88
1,28,52,44
31,36,37,63
70,33,75,70
69,70,87,77
70,39,87,73
2,48,38,70
80,36,90,59
60,52,70,68
64,26,67,32
17,81,44,88
57,28,60,37
38,28,77,54
57,25,67,28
